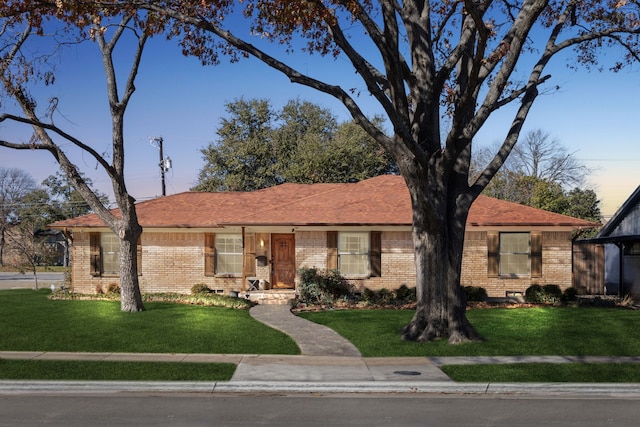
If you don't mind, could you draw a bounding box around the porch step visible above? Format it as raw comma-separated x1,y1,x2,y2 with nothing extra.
246,290,296,305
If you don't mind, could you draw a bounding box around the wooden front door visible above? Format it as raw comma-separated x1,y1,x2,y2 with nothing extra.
271,234,295,289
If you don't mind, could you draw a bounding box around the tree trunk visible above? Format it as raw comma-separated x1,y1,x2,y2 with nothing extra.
401,176,481,343
0,228,5,267
118,226,144,312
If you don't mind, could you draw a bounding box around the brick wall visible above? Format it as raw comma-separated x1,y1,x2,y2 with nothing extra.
70,228,575,298
461,230,574,297
71,231,243,295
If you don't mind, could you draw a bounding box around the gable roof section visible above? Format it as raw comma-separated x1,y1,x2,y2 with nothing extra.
50,175,598,229
596,185,640,238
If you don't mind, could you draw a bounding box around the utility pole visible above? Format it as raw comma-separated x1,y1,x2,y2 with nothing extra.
158,137,166,197
150,137,171,196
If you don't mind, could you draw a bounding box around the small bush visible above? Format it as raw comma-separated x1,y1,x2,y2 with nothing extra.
525,284,562,304
191,283,211,295
297,268,353,305
361,285,416,306
95,285,104,294
394,284,416,304
106,282,120,295
543,284,562,302
463,286,488,302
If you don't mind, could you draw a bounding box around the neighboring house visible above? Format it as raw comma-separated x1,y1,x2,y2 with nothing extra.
50,175,597,300
577,186,640,296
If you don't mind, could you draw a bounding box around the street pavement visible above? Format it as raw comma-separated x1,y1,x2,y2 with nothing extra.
0,272,64,290
2,296,640,396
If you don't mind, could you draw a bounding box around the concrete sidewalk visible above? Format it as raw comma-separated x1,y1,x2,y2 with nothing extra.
3,351,640,396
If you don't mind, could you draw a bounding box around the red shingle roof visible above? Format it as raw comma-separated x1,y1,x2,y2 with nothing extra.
49,175,598,229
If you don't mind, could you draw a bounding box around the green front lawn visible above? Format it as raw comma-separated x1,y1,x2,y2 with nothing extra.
0,289,299,355
299,306,640,357
442,363,640,383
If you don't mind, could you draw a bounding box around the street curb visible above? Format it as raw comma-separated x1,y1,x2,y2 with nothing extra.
2,381,640,397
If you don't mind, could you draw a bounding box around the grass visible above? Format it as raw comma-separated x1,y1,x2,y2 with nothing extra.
299,306,640,382
0,288,298,381
4,290,640,382
442,363,640,383
0,359,236,381
0,289,299,354
298,306,640,357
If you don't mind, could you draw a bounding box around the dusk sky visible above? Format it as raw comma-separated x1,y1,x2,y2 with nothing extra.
1,13,638,220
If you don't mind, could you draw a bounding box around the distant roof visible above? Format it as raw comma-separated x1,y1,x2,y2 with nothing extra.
49,175,599,229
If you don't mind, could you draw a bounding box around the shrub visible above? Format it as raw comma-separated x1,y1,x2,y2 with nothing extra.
463,286,487,302
362,287,377,304
191,283,211,295
543,284,562,302
297,267,353,305
525,284,562,304
394,284,416,304
361,285,416,306
524,284,544,303
106,282,120,295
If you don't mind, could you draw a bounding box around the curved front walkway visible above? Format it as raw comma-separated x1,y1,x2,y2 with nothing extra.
249,304,362,357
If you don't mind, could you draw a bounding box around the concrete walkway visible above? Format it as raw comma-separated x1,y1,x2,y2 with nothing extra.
249,304,362,357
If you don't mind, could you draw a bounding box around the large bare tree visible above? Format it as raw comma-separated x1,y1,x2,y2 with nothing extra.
131,1,639,342
0,168,36,266
0,10,147,311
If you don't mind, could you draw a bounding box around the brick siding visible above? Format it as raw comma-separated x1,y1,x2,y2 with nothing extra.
70,229,575,298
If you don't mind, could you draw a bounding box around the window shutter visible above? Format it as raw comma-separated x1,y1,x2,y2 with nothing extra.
244,233,256,276
370,231,382,277
327,231,338,270
487,231,499,278
204,233,216,276
137,236,142,275
89,232,101,276
530,231,542,278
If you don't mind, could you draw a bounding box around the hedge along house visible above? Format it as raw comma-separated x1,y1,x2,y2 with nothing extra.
50,175,598,303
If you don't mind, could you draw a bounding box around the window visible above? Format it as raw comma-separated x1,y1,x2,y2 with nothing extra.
625,243,640,256
89,232,142,277
488,231,541,278
499,233,530,276
215,234,243,274
338,232,370,275
101,233,120,275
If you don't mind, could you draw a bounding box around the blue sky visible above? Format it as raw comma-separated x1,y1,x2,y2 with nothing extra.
1,17,638,220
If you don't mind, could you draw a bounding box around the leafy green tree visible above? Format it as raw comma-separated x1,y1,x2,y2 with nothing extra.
564,188,602,224
528,180,569,214
193,98,397,190
193,98,278,191
284,118,397,183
